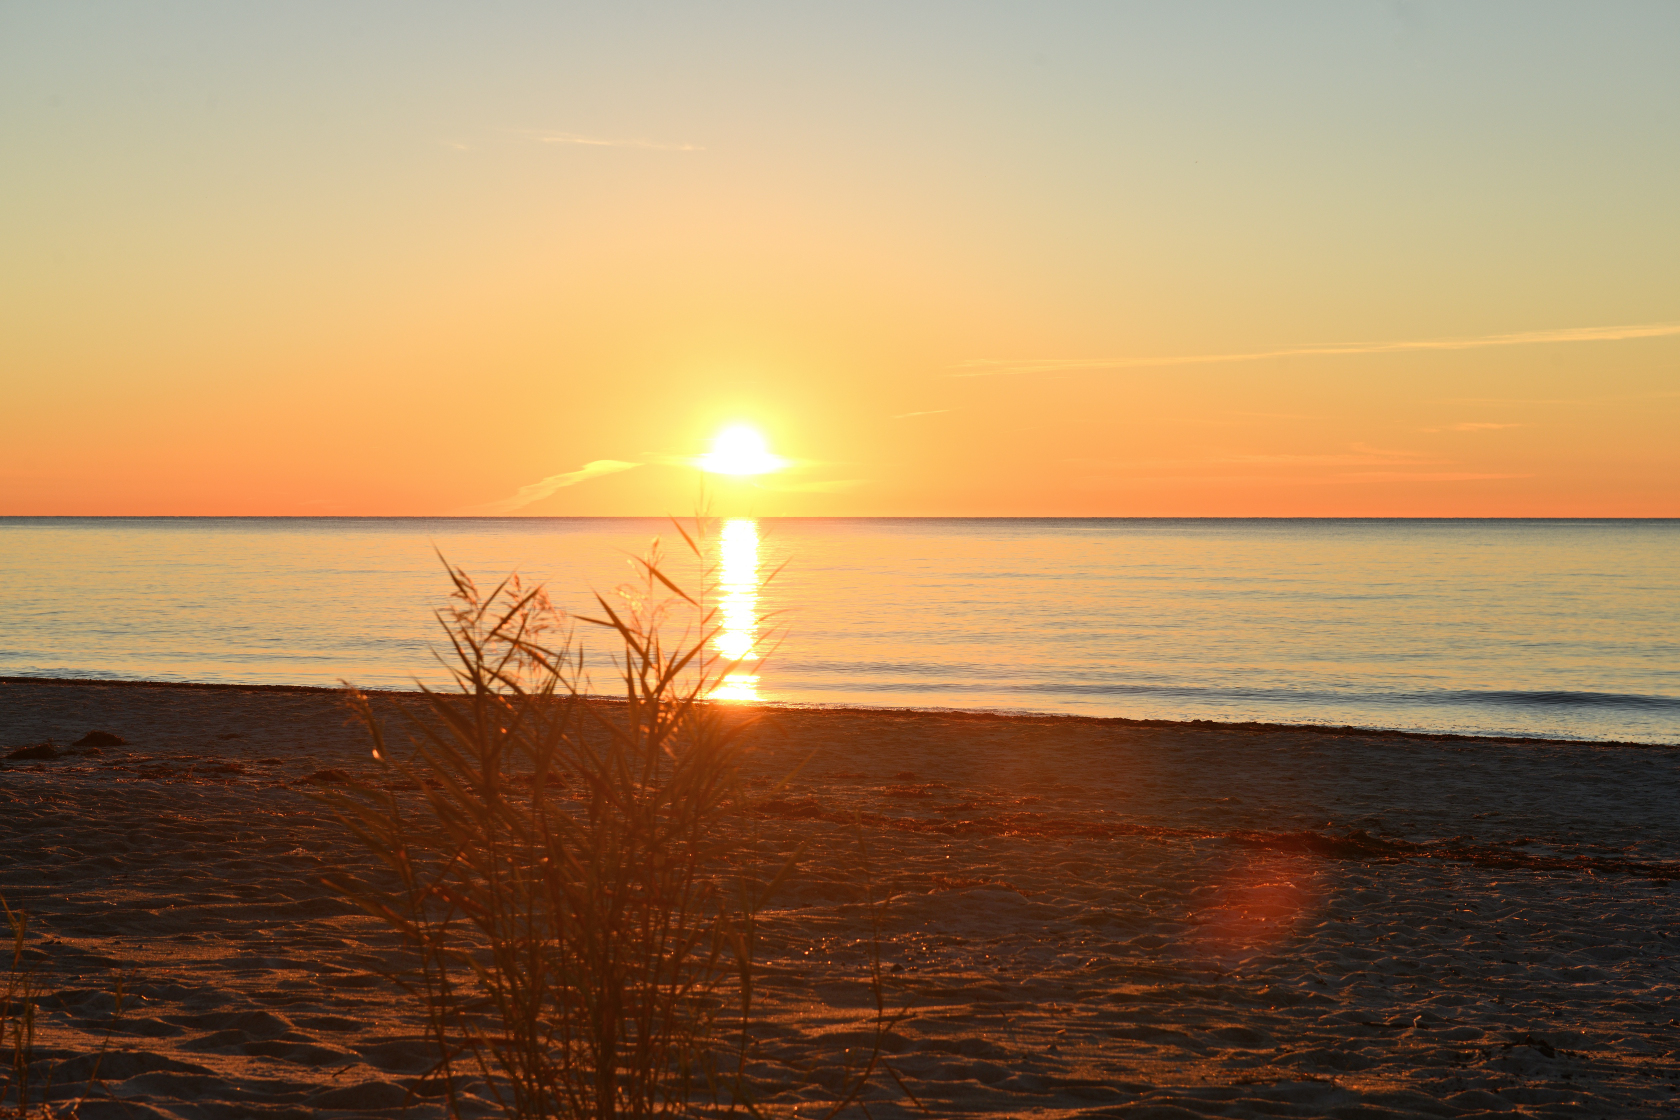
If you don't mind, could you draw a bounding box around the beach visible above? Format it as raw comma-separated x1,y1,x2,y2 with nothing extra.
2,677,1676,1118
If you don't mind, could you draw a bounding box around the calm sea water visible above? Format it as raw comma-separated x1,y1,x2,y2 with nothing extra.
2,517,1676,744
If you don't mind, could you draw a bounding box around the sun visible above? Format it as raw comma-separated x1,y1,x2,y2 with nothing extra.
696,425,788,476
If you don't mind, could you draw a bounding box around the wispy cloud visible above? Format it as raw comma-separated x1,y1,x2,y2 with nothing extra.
471,460,641,514
1224,410,1333,421
1420,422,1522,433
1342,472,1532,483
537,132,702,152
1070,443,1441,470
954,321,1680,378
891,409,951,420
1080,471,1530,488
1439,390,1680,405
637,451,816,473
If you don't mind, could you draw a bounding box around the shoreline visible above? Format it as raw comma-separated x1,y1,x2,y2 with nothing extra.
4,673,1673,750
8,514,1680,520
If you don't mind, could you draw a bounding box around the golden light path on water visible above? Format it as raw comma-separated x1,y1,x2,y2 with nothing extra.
711,518,760,701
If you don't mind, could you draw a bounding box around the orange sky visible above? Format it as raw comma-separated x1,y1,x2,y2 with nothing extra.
3,3,1677,517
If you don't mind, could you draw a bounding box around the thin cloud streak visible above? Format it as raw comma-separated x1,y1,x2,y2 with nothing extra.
1069,443,1442,470
471,460,641,514
1439,390,1680,405
953,321,1680,377
538,133,702,151
1344,472,1534,483
1085,471,1532,488
1224,410,1333,421
891,409,952,419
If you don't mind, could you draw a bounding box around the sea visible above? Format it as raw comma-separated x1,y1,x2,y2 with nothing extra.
2,517,1676,744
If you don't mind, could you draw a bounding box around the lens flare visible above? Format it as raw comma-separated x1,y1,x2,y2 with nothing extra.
1184,853,1323,968
696,425,787,476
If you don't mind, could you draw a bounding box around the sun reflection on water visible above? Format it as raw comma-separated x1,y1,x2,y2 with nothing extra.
711,518,760,702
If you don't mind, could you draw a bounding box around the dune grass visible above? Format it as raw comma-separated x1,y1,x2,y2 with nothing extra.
321,523,794,1118
2,897,40,1118
2,896,135,1119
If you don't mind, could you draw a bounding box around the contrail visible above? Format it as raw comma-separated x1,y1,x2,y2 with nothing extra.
539,133,701,151
471,460,641,514
952,321,1680,377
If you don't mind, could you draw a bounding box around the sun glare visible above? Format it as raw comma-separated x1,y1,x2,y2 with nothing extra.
710,517,761,702
696,425,787,476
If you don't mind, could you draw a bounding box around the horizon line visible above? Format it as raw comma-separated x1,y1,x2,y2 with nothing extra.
5,514,1677,522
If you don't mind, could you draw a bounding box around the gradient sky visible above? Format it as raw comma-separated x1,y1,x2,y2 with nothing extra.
4,1,1676,516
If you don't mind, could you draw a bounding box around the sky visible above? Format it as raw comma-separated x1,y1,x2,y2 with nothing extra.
3,1,1677,517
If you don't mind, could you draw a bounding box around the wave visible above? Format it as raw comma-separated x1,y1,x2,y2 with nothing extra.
781,675,1680,712
1429,689,1680,711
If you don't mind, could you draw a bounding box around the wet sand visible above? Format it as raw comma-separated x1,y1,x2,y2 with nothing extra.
1,677,1677,1118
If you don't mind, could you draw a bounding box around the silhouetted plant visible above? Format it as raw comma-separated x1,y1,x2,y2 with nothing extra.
321,522,791,1118
1,896,40,1117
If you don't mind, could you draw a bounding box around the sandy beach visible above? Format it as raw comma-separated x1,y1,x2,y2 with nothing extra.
2,677,1676,1118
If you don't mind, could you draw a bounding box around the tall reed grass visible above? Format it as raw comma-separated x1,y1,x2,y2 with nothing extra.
2,897,40,1118
322,524,792,1118
2,896,132,1119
